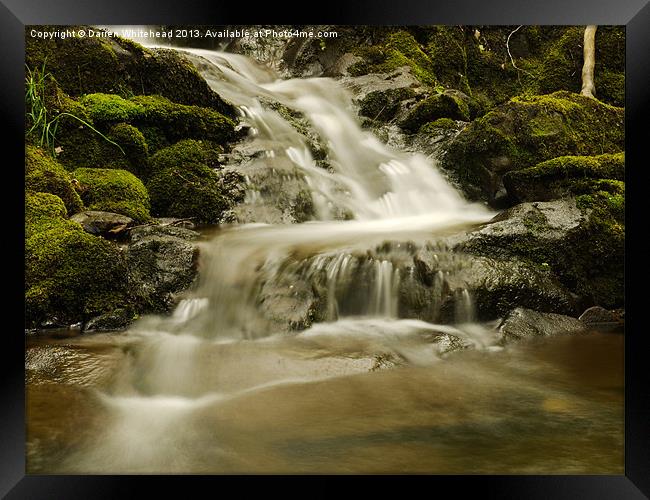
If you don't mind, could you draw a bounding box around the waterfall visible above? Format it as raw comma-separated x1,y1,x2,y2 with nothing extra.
74,46,500,472
126,47,493,341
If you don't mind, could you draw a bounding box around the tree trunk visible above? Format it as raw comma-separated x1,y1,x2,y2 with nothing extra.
581,25,598,98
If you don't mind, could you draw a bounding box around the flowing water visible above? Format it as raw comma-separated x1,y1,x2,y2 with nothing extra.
26,47,624,474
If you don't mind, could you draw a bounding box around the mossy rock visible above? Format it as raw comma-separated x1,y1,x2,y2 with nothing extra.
442,91,624,204
80,93,236,145
25,145,83,214
456,197,624,309
55,124,128,171
80,93,145,122
349,30,438,87
419,118,460,134
537,26,625,107
73,168,150,223
346,26,625,112
147,162,230,224
107,123,149,173
504,152,624,202
358,87,417,122
25,26,235,117
537,27,584,96
25,191,81,239
131,95,236,143
55,92,234,172
401,92,470,132
147,139,222,179
25,224,130,327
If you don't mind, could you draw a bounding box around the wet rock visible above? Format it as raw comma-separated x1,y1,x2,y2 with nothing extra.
156,218,197,230
129,224,199,243
503,152,625,204
399,90,470,132
258,275,322,332
84,308,134,332
342,66,427,124
454,198,624,309
224,26,378,79
499,307,586,343
579,306,624,332
70,211,134,239
126,226,200,313
399,247,577,323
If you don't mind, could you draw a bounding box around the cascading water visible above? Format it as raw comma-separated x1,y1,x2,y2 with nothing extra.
67,46,504,473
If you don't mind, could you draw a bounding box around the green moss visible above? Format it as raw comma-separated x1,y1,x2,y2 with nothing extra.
55,126,127,171
147,162,229,223
358,88,417,121
129,95,236,143
25,26,236,116
25,191,67,222
25,26,128,97
442,91,625,203
349,30,438,86
537,27,583,95
25,225,129,327
423,26,532,107
138,125,169,154
419,118,460,135
79,94,235,144
536,26,625,107
25,145,83,214
504,152,624,202
145,140,242,223
108,123,148,174
25,191,81,239
148,139,222,178
147,163,228,223
597,71,625,108
401,93,470,131
73,167,150,222
80,93,145,122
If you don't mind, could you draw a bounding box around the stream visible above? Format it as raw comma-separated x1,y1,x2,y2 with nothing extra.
26,46,624,474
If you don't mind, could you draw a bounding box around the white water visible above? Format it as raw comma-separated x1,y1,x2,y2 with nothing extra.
73,47,503,472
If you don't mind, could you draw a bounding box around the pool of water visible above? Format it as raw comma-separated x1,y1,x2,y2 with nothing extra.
26,328,623,474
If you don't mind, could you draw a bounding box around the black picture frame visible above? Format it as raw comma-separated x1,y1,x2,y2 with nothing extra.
4,0,649,496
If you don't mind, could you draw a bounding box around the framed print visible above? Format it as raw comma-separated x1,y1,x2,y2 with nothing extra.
3,0,649,496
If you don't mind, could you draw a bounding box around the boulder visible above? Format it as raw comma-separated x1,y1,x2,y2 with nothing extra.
343,66,426,124
454,198,624,309
25,211,129,328
399,90,470,132
503,152,624,203
579,306,624,332
70,211,134,239
129,224,199,243
499,307,586,343
126,226,200,313
398,247,577,322
25,146,83,215
441,91,624,204
83,308,134,332
73,168,151,223
25,26,235,116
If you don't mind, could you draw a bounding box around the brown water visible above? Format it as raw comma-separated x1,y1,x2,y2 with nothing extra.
26,329,623,474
